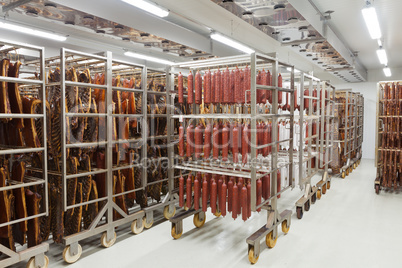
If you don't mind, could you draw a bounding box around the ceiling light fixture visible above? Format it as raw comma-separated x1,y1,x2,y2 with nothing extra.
211,33,255,54
286,67,300,73
121,0,169,18
383,67,391,77
0,21,66,41
376,48,388,65
362,5,382,39
124,51,174,65
377,39,382,47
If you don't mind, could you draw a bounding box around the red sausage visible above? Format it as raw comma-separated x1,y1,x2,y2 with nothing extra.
228,177,234,212
267,70,272,104
179,124,184,157
257,178,262,212
232,183,238,219
294,88,299,110
261,69,267,104
194,174,200,210
304,89,310,110
188,71,193,104
195,70,202,105
195,124,203,159
262,175,268,200
211,72,216,104
313,88,318,112
178,72,184,104
212,124,219,160
222,124,229,161
206,173,212,200
247,181,251,218
237,178,243,215
211,178,217,214
267,122,272,154
186,174,192,208
230,69,235,104
241,185,248,221
278,73,283,104
232,124,239,163
217,176,223,211
247,124,251,155
263,123,269,157
221,181,227,216
215,69,221,103
257,71,262,104
186,124,194,157
202,178,208,212
179,175,184,207
240,68,245,103
258,122,264,155
235,67,241,104
204,123,212,160
245,65,251,103
242,124,249,164
223,67,230,104
204,69,211,104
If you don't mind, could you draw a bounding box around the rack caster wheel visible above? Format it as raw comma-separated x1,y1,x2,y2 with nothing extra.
266,231,277,248
311,193,316,204
131,218,145,235
248,246,259,264
101,232,117,248
304,200,310,212
144,217,153,229
63,244,82,264
281,220,290,234
375,184,380,195
353,163,356,169
171,225,182,239
296,207,303,219
193,213,206,228
327,181,331,190
349,167,353,173
163,205,176,220
214,209,221,217
341,171,345,179
346,169,349,176
27,255,49,268
322,185,327,195
317,189,322,200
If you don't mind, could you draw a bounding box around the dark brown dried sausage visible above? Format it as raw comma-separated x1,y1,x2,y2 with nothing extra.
179,175,184,207
186,174,192,208
202,177,208,212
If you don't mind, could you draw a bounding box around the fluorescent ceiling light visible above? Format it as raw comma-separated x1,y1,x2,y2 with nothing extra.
383,67,391,77
211,33,255,54
122,0,169,17
286,67,300,73
362,7,382,39
124,51,173,65
376,49,388,65
377,39,382,47
0,21,66,41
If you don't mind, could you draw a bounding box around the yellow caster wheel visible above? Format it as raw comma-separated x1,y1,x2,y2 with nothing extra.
193,213,206,228
349,167,353,173
248,247,259,264
317,189,322,200
353,163,356,169
163,206,176,220
346,169,349,176
281,220,290,234
63,245,82,264
266,231,277,248
341,171,345,179
131,218,145,235
171,225,182,239
214,208,221,217
327,181,331,190
322,185,327,195
27,255,49,268
101,232,117,248
144,217,153,229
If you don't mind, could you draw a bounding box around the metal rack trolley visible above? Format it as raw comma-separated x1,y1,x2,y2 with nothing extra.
354,93,364,167
59,49,145,263
166,53,295,264
334,90,357,178
0,40,49,267
374,81,401,194
294,73,320,220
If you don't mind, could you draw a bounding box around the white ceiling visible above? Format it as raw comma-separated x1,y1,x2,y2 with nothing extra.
312,0,402,70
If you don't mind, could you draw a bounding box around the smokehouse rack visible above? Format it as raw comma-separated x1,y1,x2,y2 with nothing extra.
166,52,295,264
0,39,49,268
355,93,364,167
43,48,178,264
375,81,401,194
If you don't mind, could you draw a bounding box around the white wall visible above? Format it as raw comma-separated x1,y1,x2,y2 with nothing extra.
334,67,402,160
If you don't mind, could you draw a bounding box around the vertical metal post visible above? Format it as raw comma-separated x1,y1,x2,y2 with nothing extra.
60,48,67,212
250,53,257,211
166,66,174,197
289,67,294,188
106,51,113,225
299,74,305,186
142,67,148,195
40,46,48,215
271,57,278,221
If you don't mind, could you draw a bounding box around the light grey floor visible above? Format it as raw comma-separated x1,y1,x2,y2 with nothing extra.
16,159,402,267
